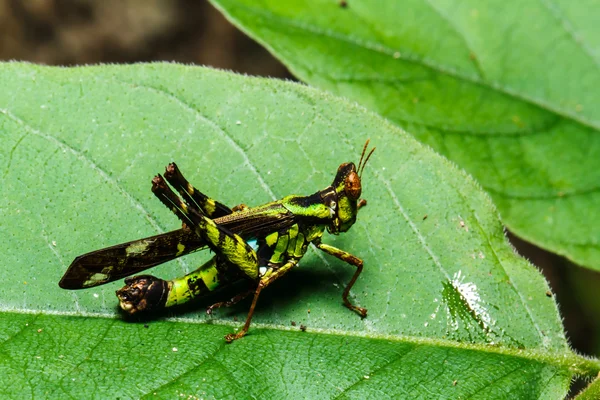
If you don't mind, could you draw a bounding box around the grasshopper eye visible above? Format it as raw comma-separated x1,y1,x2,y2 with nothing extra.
345,170,361,200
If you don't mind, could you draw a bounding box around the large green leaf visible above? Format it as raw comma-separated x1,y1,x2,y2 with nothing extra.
0,63,596,399
210,0,600,271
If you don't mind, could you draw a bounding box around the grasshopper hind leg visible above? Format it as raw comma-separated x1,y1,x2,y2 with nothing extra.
164,162,232,218
224,259,298,343
152,174,260,281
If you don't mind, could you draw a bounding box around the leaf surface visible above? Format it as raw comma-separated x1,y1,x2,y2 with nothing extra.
210,0,600,270
0,63,596,399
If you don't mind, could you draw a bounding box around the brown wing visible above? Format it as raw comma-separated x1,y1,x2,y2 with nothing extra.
60,203,298,289
59,229,205,289
213,202,297,239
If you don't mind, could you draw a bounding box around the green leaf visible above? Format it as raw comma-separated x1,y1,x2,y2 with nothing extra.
0,63,596,399
575,377,600,400
210,0,600,270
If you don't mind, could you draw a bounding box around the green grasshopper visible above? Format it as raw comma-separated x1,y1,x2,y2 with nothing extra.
59,141,375,342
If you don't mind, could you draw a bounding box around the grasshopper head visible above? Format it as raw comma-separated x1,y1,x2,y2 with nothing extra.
329,140,375,234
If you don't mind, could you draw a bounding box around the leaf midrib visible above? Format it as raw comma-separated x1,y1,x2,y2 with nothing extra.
2,308,596,378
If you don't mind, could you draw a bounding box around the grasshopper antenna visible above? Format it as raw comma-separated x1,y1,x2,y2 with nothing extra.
358,140,375,177
357,139,369,173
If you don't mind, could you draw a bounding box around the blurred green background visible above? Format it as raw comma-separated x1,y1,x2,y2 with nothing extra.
1,0,597,366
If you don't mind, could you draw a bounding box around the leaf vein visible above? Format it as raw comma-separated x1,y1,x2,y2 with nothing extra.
2,131,30,179
0,107,176,260
332,344,419,398
228,2,599,131
52,319,118,398
421,0,486,78
448,185,551,346
484,184,600,201
538,0,600,68
110,78,278,201
0,314,38,349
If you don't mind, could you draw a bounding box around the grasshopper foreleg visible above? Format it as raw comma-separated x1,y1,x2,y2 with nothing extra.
314,240,367,318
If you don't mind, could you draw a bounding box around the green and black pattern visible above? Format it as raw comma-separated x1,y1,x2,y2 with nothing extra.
59,141,375,342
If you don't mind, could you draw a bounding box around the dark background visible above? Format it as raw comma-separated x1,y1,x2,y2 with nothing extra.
2,0,597,370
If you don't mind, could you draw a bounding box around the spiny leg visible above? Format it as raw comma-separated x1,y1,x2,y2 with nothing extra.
313,240,367,318
119,171,256,320
152,175,259,280
225,260,298,343
152,174,202,228
163,162,232,218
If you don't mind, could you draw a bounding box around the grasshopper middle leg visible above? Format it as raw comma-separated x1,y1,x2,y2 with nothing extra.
224,260,298,343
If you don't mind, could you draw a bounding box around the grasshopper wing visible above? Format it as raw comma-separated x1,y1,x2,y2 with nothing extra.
60,203,297,289
59,229,206,289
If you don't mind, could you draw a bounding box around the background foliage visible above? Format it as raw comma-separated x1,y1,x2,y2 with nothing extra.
0,1,599,398
211,0,600,272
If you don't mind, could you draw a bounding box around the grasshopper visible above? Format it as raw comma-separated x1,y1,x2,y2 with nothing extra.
59,141,375,342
